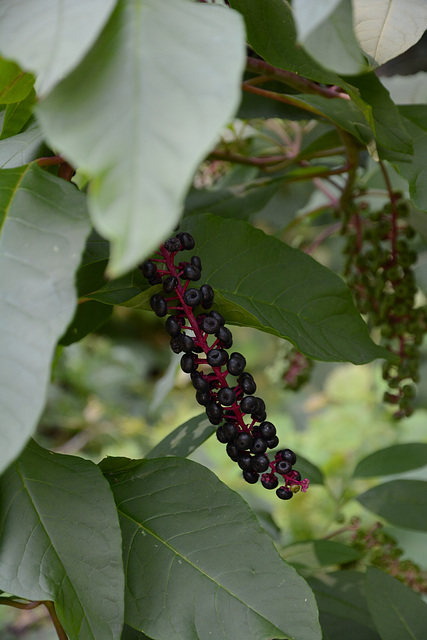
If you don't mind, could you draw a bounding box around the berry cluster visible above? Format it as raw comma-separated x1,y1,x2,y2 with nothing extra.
343,197,426,418
140,231,309,499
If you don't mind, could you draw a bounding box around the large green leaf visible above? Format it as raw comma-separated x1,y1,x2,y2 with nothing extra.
0,121,44,168
365,567,427,640
283,540,361,571
145,413,215,459
293,0,367,76
0,163,90,473
394,106,427,211
0,0,117,95
353,0,427,68
0,88,36,139
59,299,113,346
182,214,389,364
37,0,246,276
357,480,427,531
0,439,124,640
0,57,34,103
353,444,427,478
102,456,321,640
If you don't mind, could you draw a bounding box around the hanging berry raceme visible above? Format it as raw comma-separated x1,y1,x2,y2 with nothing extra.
140,232,309,500
343,196,427,419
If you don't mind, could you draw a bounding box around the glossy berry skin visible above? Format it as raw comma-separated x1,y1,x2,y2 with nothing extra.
183,288,202,307
191,373,209,393
206,349,228,367
243,470,259,484
226,442,240,461
191,255,202,271
222,422,238,441
217,387,236,406
259,421,276,439
216,426,229,444
240,396,259,414
227,352,246,376
251,454,269,473
261,474,278,490
234,432,253,450
216,326,233,348
150,294,168,317
196,391,210,406
165,316,181,337
163,275,178,293
140,260,157,279
176,232,195,250
238,453,253,471
201,316,221,334
238,372,256,395
209,310,225,326
266,435,279,449
183,264,201,281
181,353,196,373
250,437,268,455
206,401,223,424
276,487,293,500
200,284,214,308
277,449,297,465
276,459,292,475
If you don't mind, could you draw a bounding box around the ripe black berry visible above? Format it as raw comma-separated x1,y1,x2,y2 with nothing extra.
209,310,225,326
165,316,181,337
170,336,184,354
191,255,202,271
276,459,292,475
217,387,236,406
164,237,182,252
183,264,201,281
222,422,238,441
206,349,228,367
238,453,253,471
276,487,293,500
240,396,259,414
181,353,196,373
200,284,214,309
216,426,229,444
226,442,240,461
196,391,210,406
238,372,256,395
163,275,178,293
216,326,233,348
183,288,202,307
266,435,279,449
261,474,278,490
251,454,269,473
206,401,223,424
201,315,221,334
140,260,157,279
150,294,168,317
277,449,297,465
243,470,259,484
181,334,195,352
176,232,195,250
234,432,253,450
191,372,209,393
227,352,246,376
259,421,276,439
250,437,267,454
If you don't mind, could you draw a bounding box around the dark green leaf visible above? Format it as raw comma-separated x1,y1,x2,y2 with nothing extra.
37,0,246,276
0,121,44,168
353,444,427,478
182,214,389,364
0,164,90,473
0,88,36,139
357,480,427,530
121,625,153,640
366,567,427,640
104,456,321,640
295,454,324,486
0,440,124,640
0,57,34,103
145,413,215,460
395,106,427,211
59,300,113,346
283,540,361,570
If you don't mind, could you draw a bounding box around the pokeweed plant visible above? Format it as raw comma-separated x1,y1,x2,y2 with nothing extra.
0,1,427,639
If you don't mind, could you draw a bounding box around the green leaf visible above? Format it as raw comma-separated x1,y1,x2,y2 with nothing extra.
229,0,343,85
296,454,325,485
308,571,379,638
103,456,321,640
353,0,427,68
283,540,361,571
394,106,427,211
182,214,389,364
0,57,34,103
353,444,427,478
346,73,413,162
121,625,152,640
0,164,90,473
293,0,367,76
59,300,113,346
1,88,36,139
357,480,427,530
381,72,427,105
0,0,117,95
37,0,246,276
145,413,215,459
0,440,124,640
365,567,427,640
0,121,45,168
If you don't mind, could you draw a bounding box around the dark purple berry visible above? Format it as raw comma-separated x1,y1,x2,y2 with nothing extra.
148,274,162,285
226,442,240,461
163,276,178,293
150,294,168,317
250,437,267,454
164,237,181,252
209,310,225,326
261,474,278,490
216,426,228,444
227,352,246,376
181,334,195,352
238,372,256,395
202,316,221,334
240,396,259,414
238,453,253,471
243,470,259,484
165,316,181,337
170,336,184,354
217,387,236,406
183,264,201,281
252,454,270,473
277,449,297,465
196,391,210,406
183,288,202,307
140,260,157,279
266,435,279,449
216,326,233,348
234,432,253,450
276,487,293,500
177,232,195,250
200,284,214,309
276,459,292,475
222,422,238,441
191,373,209,393
207,349,228,367
181,353,196,373
259,421,276,439
191,255,202,271
206,401,223,424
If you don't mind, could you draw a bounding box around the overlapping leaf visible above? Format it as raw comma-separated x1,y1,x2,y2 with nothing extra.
0,0,117,95
353,444,427,478
37,0,246,276
357,480,427,530
0,440,124,640
102,456,321,640
146,413,215,459
0,163,90,473
0,121,44,168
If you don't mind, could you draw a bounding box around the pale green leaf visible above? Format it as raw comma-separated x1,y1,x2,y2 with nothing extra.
102,456,321,640
0,164,90,473
0,440,124,640
353,0,427,68
0,0,117,95
366,567,427,640
0,121,45,168
145,413,215,459
293,0,342,42
37,0,246,276
381,72,427,105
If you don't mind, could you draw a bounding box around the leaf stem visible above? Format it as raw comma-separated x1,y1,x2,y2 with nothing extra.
44,601,69,640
